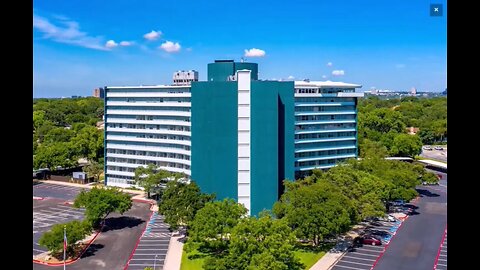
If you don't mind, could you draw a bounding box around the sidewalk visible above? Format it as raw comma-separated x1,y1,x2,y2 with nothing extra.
163,230,186,270
309,236,351,270
39,180,145,195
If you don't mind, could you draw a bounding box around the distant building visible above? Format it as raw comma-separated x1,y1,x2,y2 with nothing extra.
93,88,105,98
407,127,420,135
173,70,198,85
410,87,417,96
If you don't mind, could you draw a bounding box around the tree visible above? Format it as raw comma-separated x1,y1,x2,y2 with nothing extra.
273,180,353,246
418,128,436,145
70,126,104,161
83,160,103,182
34,142,78,170
421,171,439,185
359,139,388,158
73,187,132,228
158,180,214,230
38,220,91,258
390,134,423,157
324,165,389,221
189,199,247,254
134,164,174,198
205,215,304,270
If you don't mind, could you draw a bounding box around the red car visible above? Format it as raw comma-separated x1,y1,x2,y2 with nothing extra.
355,235,382,246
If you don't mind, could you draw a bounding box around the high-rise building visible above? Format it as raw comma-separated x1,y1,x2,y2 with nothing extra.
104,60,362,215
103,85,192,187
294,81,363,179
93,87,105,98
191,60,294,215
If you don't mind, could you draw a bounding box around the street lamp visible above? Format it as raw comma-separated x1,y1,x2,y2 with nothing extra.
153,254,158,270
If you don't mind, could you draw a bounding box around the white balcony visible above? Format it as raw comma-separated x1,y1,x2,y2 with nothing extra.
106,153,191,166
106,109,191,117
106,118,191,127
295,153,356,162
107,92,191,98
106,135,191,146
295,136,356,144
106,101,191,107
295,111,356,116
295,145,356,153
106,143,190,156
107,127,191,137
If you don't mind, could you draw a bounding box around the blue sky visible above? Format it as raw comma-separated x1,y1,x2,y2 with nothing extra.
33,0,447,98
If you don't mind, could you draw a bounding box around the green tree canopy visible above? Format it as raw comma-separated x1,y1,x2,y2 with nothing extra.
273,180,353,246
189,198,247,254
73,187,132,228
158,180,215,230
205,215,304,270
134,164,178,198
390,134,423,157
39,220,91,257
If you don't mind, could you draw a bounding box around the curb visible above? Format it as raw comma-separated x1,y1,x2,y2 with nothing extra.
33,222,105,267
123,200,156,270
433,225,447,270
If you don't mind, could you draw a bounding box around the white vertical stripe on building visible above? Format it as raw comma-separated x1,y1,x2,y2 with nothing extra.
237,70,251,215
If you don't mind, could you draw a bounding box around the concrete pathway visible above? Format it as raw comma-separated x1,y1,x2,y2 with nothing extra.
163,231,185,270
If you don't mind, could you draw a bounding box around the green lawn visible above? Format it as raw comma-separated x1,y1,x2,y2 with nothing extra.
180,244,329,270
180,248,206,270
294,250,327,269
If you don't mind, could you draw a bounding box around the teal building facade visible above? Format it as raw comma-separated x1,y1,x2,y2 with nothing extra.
191,60,294,215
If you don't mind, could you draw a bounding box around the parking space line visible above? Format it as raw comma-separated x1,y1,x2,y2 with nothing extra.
343,255,376,262
437,263,447,266
340,260,372,266
347,252,379,257
333,264,367,270
359,245,384,250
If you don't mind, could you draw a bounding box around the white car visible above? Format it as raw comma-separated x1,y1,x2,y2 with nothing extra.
387,215,397,222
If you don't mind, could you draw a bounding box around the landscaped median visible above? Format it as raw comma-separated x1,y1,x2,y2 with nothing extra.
33,223,104,266
180,244,332,270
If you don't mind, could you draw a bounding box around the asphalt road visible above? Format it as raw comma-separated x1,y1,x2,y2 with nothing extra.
373,172,447,270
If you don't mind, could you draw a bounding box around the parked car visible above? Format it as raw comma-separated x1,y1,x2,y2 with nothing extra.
365,229,391,238
354,235,382,246
391,199,405,206
434,146,444,150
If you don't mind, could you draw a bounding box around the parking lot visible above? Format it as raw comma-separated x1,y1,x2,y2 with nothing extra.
420,146,447,162
33,199,86,257
125,211,171,270
33,182,86,201
331,219,403,270
434,230,447,270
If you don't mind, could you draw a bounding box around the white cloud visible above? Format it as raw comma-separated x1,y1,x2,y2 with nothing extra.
33,14,107,50
332,70,345,76
396,64,406,69
105,40,118,48
244,48,266,57
322,75,327,79
119,41,132,46
159,41,181,53
327,62,333,67
287,75,295,80
143,30,162,40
